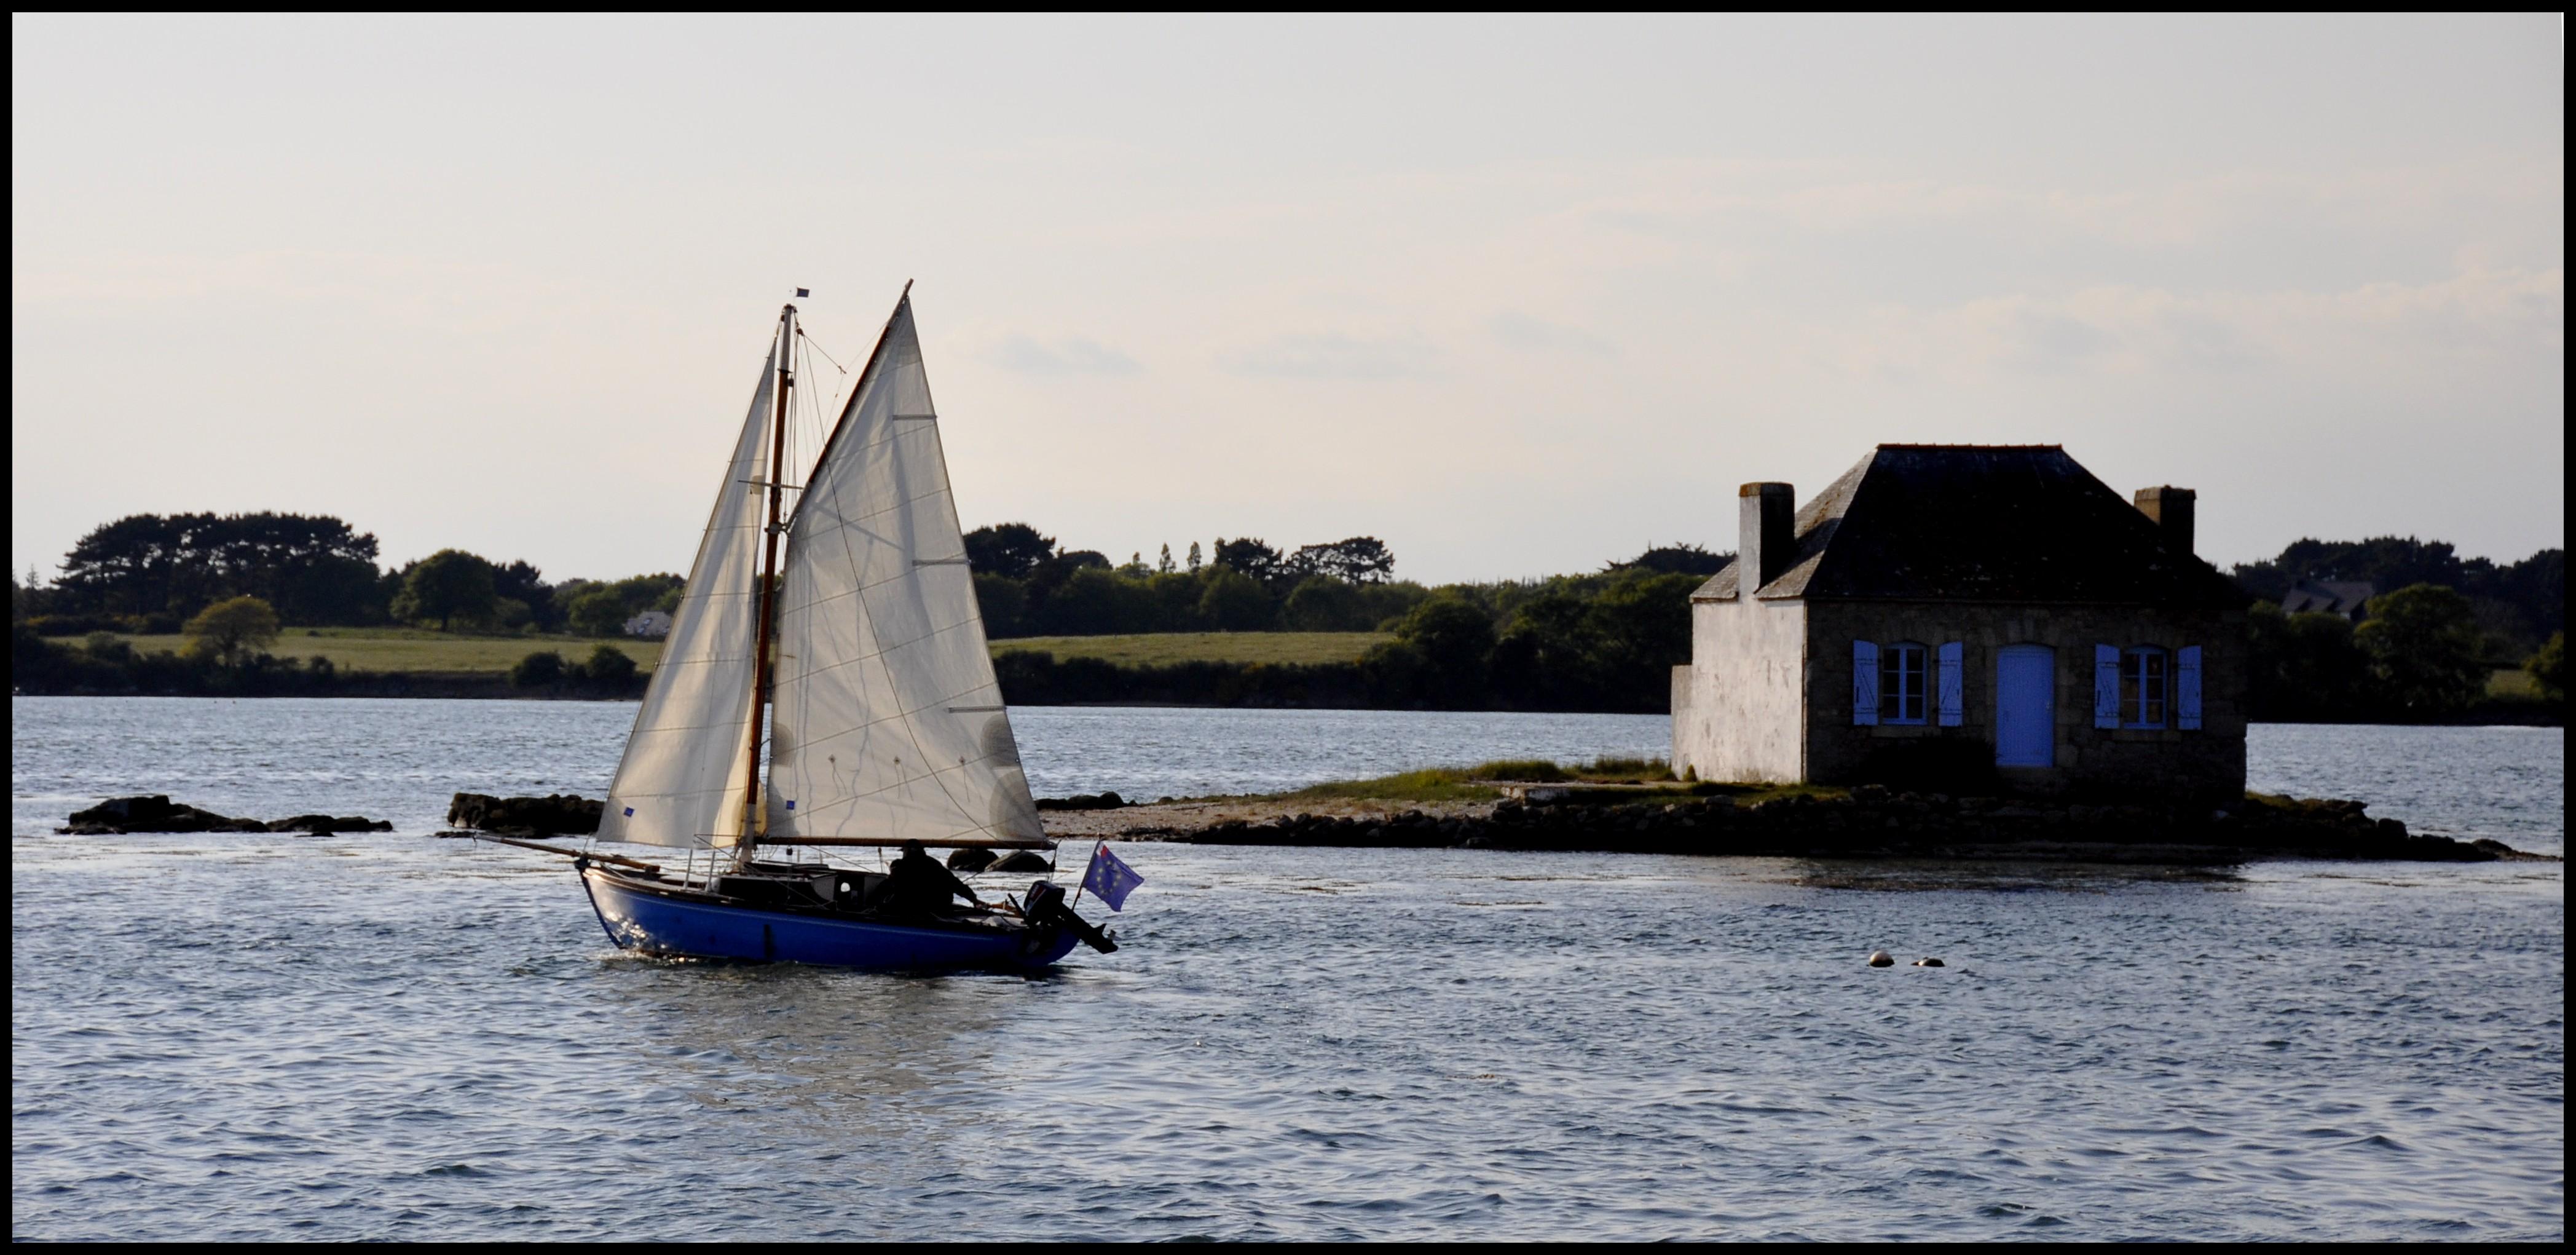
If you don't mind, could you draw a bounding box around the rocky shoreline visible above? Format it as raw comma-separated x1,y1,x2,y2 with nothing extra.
1046,786,2557,865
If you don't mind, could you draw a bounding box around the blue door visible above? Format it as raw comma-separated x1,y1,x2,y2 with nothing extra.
1995,644,2055,767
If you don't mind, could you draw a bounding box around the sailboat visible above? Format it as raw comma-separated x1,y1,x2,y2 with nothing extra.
565,287,1118,971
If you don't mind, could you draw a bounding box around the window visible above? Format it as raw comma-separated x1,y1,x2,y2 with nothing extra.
1879,642,1928,724
2121,646,2169,728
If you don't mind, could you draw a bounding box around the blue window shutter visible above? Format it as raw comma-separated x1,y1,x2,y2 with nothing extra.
2177,645,2203,730
1937,642,1964,726
1852,640,1880,726
2093,644,2120,729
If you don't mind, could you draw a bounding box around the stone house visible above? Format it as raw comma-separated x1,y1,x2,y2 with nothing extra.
1669,445,2248,801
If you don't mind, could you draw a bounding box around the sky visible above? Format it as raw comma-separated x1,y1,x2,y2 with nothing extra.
11,14,2564,587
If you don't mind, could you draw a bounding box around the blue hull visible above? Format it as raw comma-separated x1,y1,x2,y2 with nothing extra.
581,866,1081,972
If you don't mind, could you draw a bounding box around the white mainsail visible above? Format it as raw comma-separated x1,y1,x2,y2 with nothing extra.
594,331,779,849
763,296,1042,846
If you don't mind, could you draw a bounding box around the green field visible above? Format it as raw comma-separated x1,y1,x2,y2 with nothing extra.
50,626,1389,675
989,631,1390,667
60,625,663,674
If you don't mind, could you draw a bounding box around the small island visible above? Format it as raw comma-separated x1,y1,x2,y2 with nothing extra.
1037,759,2556,865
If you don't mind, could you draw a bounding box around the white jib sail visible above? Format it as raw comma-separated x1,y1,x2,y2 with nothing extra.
594,339,778,849
765,297,1042,846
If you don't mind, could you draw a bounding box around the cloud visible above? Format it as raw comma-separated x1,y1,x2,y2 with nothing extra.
1488,311,1613,356
985,335,1141,376
1221,333,1437,380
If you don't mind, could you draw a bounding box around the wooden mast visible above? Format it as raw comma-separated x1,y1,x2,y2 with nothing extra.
738,303,796,855
733,284,910,857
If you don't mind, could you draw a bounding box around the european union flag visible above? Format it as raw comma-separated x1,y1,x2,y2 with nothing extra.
1080,842,1144,912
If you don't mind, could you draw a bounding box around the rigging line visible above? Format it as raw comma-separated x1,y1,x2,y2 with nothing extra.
798,328,858,432
798,327,852,375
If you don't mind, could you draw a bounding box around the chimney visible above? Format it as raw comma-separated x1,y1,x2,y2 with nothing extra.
1738,482,1796,592
2134,486,2196,556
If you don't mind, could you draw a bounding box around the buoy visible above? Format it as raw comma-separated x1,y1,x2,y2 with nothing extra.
1867,950,1894,967
1915,957,1944,967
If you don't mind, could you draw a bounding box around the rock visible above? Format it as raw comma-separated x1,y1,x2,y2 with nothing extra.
1034,791,1127,811
1868,950,1895,968
58,795,392,835
1915,957,1945,967
266,814,396,834
62,795,230,833
946,847,998,873
446,793,602,837
991,850,1054,872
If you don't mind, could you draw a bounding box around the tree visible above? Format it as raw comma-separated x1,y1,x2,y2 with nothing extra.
1196,568,1272,631
610,573,684,615
2248,601,2377,721
2232,537,2565,647
390,549,498,631
491,560,557,630
1583,571,1701,706
1157,544,1175,574
963,523,1057,580
1491,588,1605,708
1297,536,1396,584
2354,583,2487,716
580,643,639,687
1042,567,1159,635
1395,595,1495,705
2527,631,2565,703
974,572,1029,638
567,588,629,638
1611,543,1731,577
1146,571,1203,631
184,595,281,667
55,511,382,622
1187,541,1202,574
1028,549,1110,608
1213,537,1285,588
1281,576,1365,631
510,649,567,688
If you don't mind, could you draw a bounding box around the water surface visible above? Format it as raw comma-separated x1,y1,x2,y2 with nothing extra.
11,699,2562,1240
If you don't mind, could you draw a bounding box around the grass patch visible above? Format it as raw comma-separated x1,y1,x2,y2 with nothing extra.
55,627,663,675
1573,756,1672,782
988,631,1390,668
1283,767,1502,805
2487,668,2543,700
1272,756,1683,805
1465,759,1566,782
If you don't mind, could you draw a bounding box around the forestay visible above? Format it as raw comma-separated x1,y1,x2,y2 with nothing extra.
764,298,1043,846
594,347,776,849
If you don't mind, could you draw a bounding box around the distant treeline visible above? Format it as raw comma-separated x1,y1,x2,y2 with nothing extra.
9,620,649,700
2233,536,2562,655
12,511,683,640
9,510,2561,722
2234,537,2563,723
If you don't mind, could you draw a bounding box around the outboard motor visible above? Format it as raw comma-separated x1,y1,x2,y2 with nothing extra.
1024,880,1116,953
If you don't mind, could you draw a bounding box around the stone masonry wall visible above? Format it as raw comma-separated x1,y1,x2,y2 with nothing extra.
1800,600,2247,801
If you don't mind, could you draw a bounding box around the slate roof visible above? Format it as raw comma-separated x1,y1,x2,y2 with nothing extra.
2278,579,2374,619
1692,445,2245,606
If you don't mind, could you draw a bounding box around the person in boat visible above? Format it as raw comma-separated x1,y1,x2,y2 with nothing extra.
882,839,982,916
